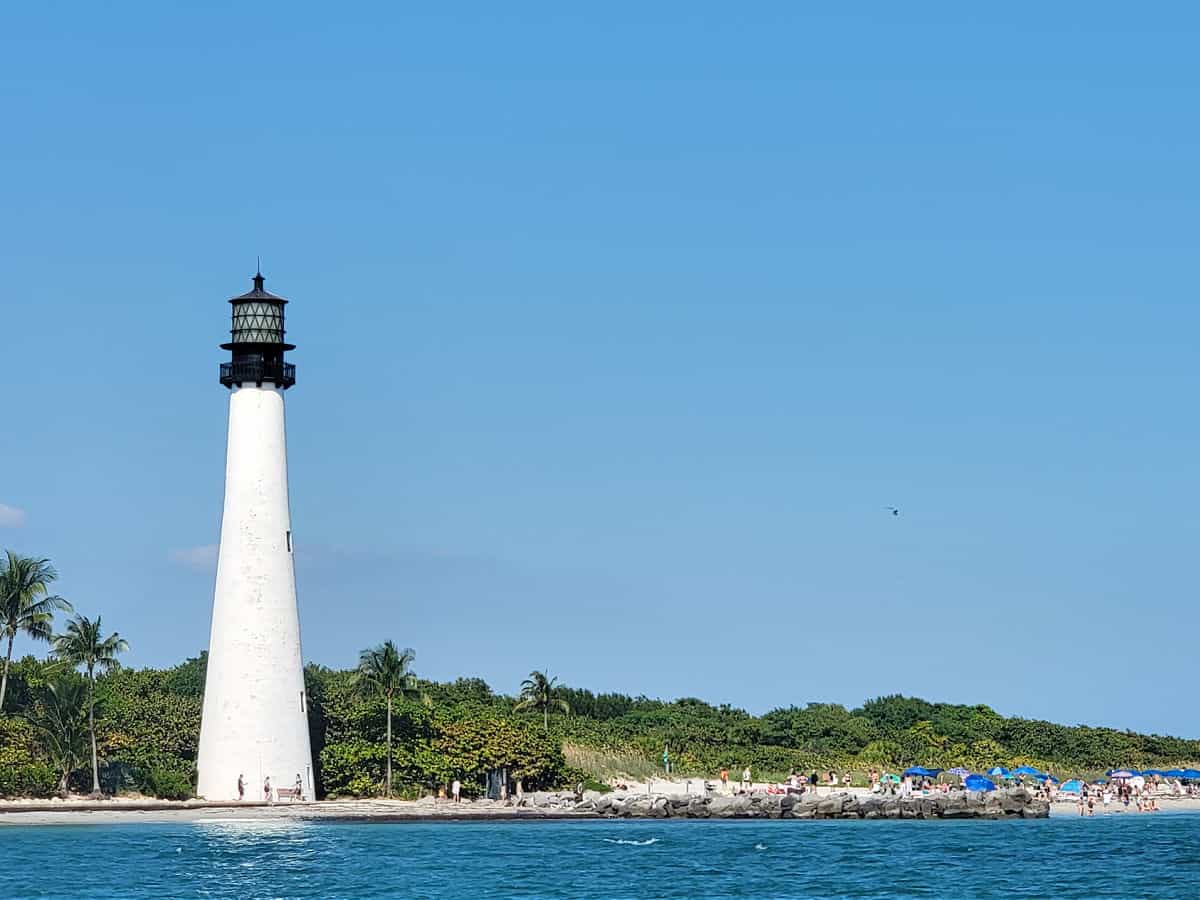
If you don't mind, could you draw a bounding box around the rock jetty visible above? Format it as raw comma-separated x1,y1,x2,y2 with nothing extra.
570,788,1049,820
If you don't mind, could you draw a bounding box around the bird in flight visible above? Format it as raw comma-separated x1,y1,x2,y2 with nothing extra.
884,506,900,516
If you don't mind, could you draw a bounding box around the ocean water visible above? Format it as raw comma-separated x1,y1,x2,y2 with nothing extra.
2,813,1197,899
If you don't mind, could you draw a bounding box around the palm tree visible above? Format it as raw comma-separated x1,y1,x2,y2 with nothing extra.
353,641,420,797
515,670,570,730
30,675,89,797
52,615,128,797
0,552,72,713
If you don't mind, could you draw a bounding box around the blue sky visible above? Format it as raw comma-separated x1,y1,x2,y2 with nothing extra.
2,4,1197,737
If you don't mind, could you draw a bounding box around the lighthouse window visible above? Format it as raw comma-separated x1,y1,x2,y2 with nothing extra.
286,531,292,552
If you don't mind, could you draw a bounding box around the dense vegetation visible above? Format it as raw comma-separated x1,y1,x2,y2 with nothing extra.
2,649,1198,800
3,543,1197,800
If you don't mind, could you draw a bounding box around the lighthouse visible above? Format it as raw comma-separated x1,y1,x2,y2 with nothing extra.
196,271,314,802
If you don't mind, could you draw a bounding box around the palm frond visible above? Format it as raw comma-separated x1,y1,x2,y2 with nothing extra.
354,640,419,700
1,554,68,641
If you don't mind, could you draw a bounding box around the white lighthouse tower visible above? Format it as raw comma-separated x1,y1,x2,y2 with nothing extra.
196,271,314,802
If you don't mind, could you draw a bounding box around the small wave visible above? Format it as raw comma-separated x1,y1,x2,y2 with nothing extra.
754,843,768,851
603,838,659,846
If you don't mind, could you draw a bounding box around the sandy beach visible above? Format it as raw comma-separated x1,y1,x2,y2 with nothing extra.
0,797,593,827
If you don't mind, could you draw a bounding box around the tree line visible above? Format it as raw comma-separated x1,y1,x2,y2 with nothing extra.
3,550,1198,800
1,552,127,797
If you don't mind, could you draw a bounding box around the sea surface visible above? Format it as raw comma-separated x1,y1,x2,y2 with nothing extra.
2,813,1197,899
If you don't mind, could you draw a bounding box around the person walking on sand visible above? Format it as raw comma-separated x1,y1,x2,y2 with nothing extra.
237,774,244,801
452,779,461,803
720,768,729,793
741,767,752,793
264,776,272,803
294,774,304,801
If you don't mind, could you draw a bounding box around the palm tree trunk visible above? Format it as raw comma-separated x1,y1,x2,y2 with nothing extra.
386,694,393,797
88,669,100,796
544,707,548,730
0,633,14,713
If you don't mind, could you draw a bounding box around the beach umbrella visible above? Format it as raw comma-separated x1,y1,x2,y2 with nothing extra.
1013,765,1043,777
1163,769,1186,779
902,766,942,778
1183,769,1200,780
1107,770,1137,780
987,767,1010,777
1059,779,1084,793
964,775,996,792
881,773,901,783
947,767,971,777
1141,769,1165,777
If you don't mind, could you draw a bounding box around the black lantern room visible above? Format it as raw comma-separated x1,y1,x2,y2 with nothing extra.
219,272,296,389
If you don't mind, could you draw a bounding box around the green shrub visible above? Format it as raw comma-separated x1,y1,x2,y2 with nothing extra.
139,767,193,800
0,761,58,798
0,717,58,798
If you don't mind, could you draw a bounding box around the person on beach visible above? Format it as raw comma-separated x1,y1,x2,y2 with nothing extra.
741,767,751,792
264,776,272,803
237,774,244,801
294,774,303,801
452,779,461,803
720,768,729,793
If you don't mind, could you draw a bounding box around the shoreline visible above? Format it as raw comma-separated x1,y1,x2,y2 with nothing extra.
2,793,1196,827
0,799,593,827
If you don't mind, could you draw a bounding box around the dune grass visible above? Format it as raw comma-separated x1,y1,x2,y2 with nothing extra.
563,742,664,782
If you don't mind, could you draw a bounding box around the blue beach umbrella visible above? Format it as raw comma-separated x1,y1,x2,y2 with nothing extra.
947,767,971,777
987,767,1010,777
1163,769,1186,779
1013,766,1043,777
1183,769,1200,780
902,767,942,778
1107,770,1138,780
964,775,996,792
1059,779,1084,793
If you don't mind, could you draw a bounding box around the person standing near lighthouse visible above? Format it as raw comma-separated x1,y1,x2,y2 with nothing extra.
196,271,315,802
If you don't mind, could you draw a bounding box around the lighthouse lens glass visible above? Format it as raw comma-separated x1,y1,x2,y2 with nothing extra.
231,302,284,343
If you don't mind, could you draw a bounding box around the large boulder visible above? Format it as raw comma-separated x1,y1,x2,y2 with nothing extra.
817,795,846,817
623,797,655,818
858,797,885,819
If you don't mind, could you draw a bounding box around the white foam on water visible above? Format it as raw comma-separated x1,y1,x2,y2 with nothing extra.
603,838,659,846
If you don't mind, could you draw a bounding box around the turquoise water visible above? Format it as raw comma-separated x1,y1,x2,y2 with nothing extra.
2,814,1197,898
